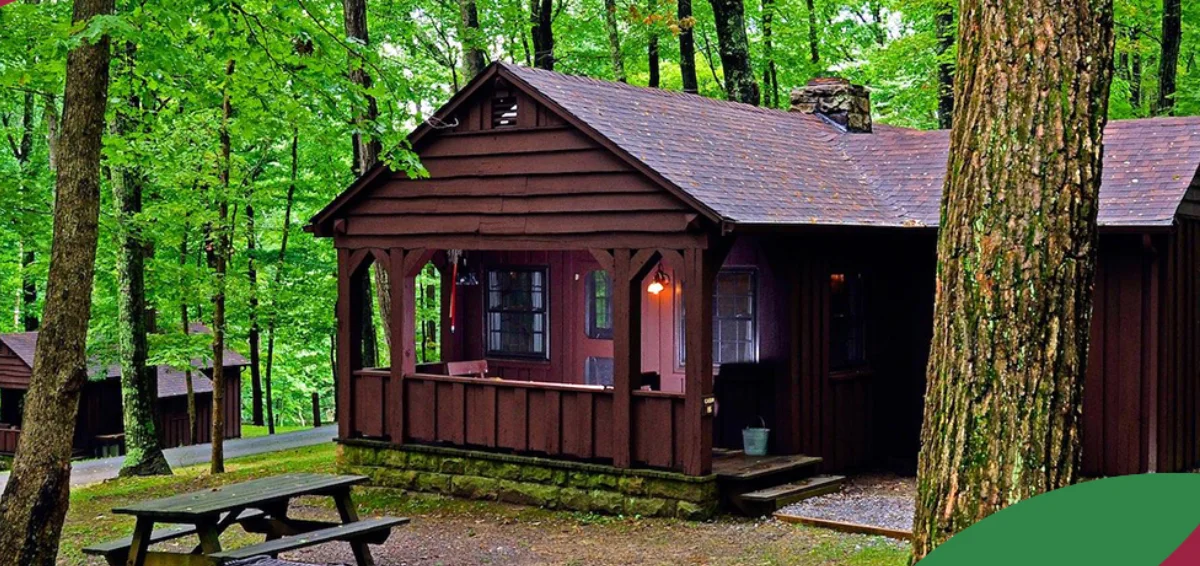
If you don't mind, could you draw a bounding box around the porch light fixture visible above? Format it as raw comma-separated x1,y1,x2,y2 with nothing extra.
647,266,670,295
455,251,479,286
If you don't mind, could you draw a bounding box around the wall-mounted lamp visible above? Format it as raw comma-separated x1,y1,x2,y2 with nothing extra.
647,266,670,295
455,251,479,286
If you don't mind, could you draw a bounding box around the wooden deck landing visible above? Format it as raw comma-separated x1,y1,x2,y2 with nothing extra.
712,451,822,480
713,451,843,516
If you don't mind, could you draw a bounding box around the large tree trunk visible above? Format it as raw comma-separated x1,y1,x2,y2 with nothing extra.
934,0,954,129
678,0,698,93
1155,0,1180,115
264,131,299,435
209,59,236,475
761,0,779,107
113,45,171,476
342,0,391,350
805,0,819,64
708,0,760,105
604,0,626,82
458,0,487,79
0,0,113,561
912,0,1115,559
530,0,555,70
247,200,263,426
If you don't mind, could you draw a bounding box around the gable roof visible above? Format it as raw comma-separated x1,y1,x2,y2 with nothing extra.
313,62,1200,231
0,326,248,399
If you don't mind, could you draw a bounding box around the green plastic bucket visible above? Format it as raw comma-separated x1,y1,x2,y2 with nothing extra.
743,427,770,456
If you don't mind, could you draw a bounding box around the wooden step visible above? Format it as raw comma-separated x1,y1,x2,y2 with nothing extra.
733,475,844,516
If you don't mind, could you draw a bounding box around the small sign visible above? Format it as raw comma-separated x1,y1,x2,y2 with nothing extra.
702,396,716,416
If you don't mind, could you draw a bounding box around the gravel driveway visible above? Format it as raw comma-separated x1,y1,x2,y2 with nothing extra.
778,474,915,533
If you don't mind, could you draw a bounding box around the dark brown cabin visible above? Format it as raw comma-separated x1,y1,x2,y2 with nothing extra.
309,63,1200,504
0,328,246,456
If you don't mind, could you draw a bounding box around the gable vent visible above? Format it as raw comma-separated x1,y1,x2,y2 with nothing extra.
491,91,518,128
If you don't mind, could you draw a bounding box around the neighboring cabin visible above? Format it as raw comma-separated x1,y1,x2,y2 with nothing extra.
0,324,246,457
309,62,1200,517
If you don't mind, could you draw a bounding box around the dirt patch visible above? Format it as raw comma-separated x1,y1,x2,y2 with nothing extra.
778,474,916,534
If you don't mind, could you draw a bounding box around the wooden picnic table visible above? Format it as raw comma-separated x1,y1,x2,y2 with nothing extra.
86,473,407,566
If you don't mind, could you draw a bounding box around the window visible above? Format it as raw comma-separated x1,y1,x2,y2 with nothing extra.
585,356,614,387
586,270,613,339
830,272,867,370
677,269,758,366
486,268,548,359
491,91,518,128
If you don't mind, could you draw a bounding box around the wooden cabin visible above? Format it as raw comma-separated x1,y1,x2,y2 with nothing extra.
0,328,246,457
310,63,1200,516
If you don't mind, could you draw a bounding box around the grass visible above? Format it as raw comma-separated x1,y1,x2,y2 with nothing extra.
59,444,911,566
240,424,310,438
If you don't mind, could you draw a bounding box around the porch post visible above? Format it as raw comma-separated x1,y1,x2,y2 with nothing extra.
335,248,360,440
387,248,423,444
682,247,715,475
610,249,638,468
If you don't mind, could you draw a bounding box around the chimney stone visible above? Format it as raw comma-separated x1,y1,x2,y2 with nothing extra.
790,77,872,133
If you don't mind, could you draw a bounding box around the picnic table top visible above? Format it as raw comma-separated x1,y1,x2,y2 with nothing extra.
112,473,367,522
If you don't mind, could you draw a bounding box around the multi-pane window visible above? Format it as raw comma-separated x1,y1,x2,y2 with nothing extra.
830,272,868,369
586,270,613,340
677,269,758,366
486,268,548,359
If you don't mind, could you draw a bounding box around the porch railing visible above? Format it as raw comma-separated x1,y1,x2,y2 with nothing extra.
348,369,689,471
0,426,19,454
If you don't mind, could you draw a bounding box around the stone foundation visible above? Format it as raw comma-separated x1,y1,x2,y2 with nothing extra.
338,441,719,519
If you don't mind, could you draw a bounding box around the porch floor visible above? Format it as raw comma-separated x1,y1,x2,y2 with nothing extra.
712,451,823,480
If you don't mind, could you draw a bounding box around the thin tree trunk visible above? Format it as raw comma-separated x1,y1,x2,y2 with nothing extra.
1155,0,1180,115
805,0,819,64
264,131,298,435
530,0,555,70
342,0,391,351
761,0,778,107
458,0,487,78
911,0,1115,559
0,0,113,560
604,0,626,82
209,58,236,475
10,89,39,332
113,43,170,477
708,0,760,105
679,0,698,93
1129,29,1143,112
181,296,197,444
647,0,660,89
934,0,954,129
247,200,263,426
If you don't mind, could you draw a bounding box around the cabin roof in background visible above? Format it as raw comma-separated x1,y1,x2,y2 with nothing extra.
311,62,1200,231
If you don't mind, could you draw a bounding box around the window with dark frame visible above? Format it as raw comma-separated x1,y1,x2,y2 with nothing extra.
676,269,758,366
486,268,548,359
586,270,613,340
829,271,868,370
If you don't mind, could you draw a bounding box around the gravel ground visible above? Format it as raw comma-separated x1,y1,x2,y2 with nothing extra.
778,474,916,533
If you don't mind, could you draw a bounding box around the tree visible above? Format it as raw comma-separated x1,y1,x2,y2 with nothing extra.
530,0,555,70
647,0,660,88
0,0,114,560
112,43,171,477
1155,0,1181,115
761,0,779,107
209,58,236,475
264,132,299,435
708,0,760,105
246,199,263,427
679,0,698,93
458,0,487,78
604,0,626,82
934,0,954,129
912,0,1115,559
806,0,819,64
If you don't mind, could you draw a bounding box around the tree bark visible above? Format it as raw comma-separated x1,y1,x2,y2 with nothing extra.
247,201,263,426
678,0,698,93
530,0,555,70
113,44,170,477
761,0,779,107
0,0,114,560
647,0,660,89
708,0,760,105
209,58,236,475
342,0,391,349
1154,0,1180,115
934,0,954,129
805,0,819,64
458,0,487,79
604,0,626,82
912,0,1115,559
264,131,298,435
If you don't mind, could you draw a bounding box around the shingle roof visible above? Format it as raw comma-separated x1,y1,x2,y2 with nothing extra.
503,63,1200,228
0,327,248,399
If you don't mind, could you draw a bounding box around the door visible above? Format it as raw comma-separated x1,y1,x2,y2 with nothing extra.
574,260,615,386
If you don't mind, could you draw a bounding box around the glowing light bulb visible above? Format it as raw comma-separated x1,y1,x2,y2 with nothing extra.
647,280,665,295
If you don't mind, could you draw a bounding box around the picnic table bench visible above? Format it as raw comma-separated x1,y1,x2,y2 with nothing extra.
83,473,407,566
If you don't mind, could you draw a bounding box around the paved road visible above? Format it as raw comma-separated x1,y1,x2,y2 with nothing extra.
0,424,337,492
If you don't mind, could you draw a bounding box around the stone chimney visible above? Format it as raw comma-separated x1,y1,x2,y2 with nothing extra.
790,77,872,133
